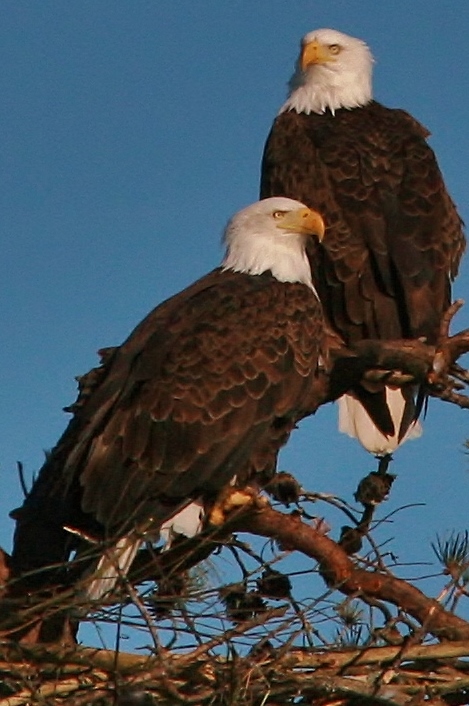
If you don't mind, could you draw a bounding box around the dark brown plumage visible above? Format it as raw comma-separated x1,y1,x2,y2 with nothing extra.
260,28,465,453
9,198,327,603
261,103,464,344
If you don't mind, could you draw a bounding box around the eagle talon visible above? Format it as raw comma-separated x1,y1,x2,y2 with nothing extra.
209,488,268,527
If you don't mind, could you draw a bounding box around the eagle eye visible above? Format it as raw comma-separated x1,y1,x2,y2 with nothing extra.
272,210,287,219
329,44,341,55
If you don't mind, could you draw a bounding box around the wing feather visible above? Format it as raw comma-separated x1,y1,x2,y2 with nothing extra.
32,270,326,539
261,102,465,344
260,101,464,448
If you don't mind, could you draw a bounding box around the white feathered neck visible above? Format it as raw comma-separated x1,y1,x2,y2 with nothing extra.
221,198,315,290
280,28,374,116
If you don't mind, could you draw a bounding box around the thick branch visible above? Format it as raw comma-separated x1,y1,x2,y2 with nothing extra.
328,302,469,410
231,503,469,641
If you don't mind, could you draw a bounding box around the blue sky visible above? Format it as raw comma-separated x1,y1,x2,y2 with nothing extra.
1,1,469,636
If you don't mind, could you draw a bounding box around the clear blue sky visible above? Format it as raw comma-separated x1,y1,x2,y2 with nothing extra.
1,1,468,631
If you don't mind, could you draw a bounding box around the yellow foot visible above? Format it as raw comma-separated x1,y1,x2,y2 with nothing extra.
209,487,268,526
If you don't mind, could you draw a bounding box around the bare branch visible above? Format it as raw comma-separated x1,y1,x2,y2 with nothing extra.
230,502,469,642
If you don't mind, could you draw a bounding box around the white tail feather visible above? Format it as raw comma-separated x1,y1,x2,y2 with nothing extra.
338,388,422,455
86,534,141,602
159,500,204,546
84,500,205,602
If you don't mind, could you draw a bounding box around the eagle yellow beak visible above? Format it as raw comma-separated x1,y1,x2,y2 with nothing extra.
277,207,325,241
300,39,334,70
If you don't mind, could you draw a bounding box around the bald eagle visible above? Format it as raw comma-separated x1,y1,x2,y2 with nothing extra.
260,28,465,455
11,198,326,604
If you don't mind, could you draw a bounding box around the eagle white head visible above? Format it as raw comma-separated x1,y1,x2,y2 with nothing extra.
222,197,324,290
280,28,374,116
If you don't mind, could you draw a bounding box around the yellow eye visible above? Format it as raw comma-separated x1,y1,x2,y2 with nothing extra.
272,210,287,219
329,44,341,55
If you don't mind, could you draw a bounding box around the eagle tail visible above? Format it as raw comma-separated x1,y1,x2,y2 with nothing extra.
85,534,141,603
84,501,205,603
338,386,423,455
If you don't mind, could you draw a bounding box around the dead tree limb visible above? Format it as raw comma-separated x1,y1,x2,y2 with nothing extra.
229,502,469,642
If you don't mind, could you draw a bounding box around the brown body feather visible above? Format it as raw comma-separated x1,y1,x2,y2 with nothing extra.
11,268,326,587
260,102,465,345
261,102,465,443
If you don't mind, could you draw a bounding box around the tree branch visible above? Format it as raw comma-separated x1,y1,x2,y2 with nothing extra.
230,502,469,642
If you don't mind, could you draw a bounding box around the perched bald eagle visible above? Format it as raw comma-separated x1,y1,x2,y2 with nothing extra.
11,198,326,604
260,28,465,455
